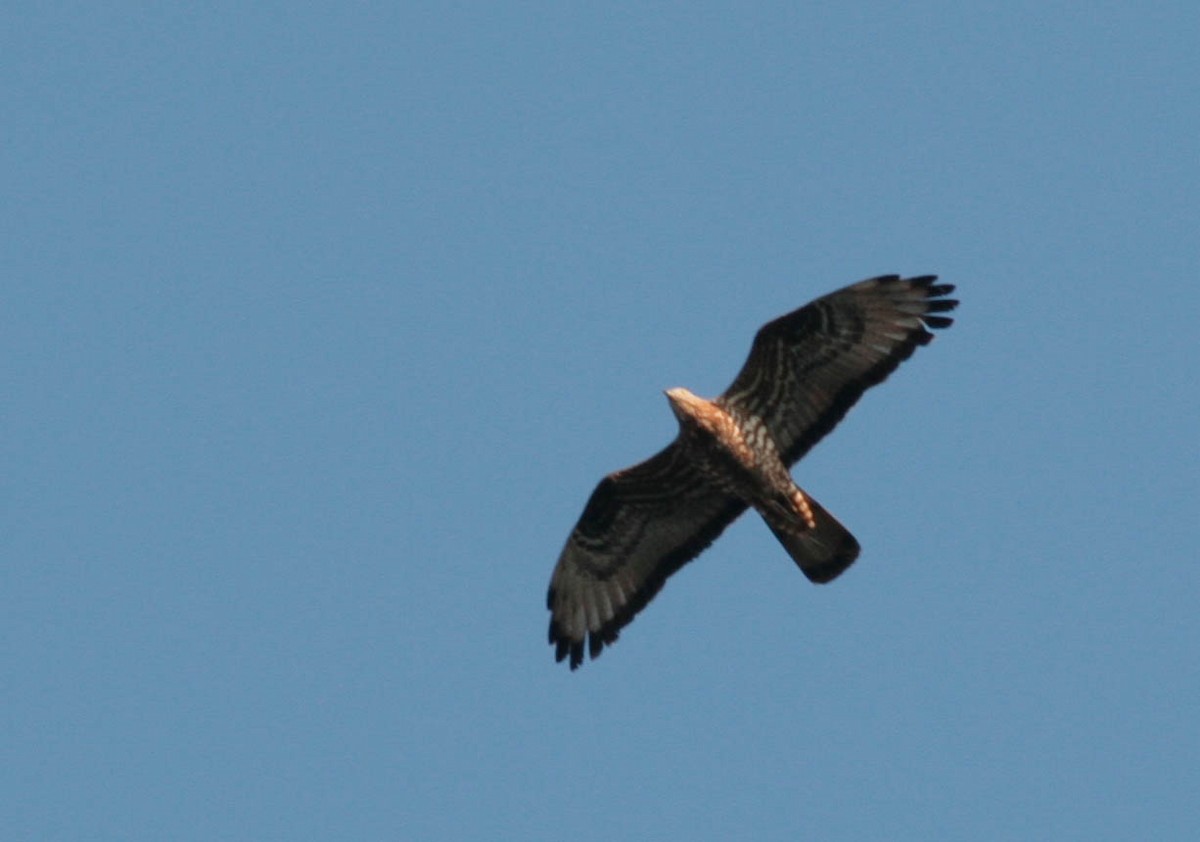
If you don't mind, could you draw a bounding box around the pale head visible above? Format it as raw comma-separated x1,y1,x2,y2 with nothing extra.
664,387,706,423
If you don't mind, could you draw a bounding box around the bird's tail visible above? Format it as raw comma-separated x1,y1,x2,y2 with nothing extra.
761,489,860,584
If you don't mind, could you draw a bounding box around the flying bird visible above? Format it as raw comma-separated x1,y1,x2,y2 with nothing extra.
547,275,958,669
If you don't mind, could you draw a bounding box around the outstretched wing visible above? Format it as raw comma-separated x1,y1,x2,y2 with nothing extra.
547,443,746,669
719,275,957,465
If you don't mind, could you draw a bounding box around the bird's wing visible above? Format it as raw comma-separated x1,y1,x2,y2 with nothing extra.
547,442,745,669
719,275,957,465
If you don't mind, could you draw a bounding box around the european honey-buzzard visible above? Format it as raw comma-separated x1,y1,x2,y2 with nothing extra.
547,275,958,669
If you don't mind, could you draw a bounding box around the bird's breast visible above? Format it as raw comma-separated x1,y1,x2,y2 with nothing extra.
680,410,785,501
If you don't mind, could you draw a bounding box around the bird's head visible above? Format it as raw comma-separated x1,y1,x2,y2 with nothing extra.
664,387,706,424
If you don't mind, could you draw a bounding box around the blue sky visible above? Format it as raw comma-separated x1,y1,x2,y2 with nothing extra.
5,3,1198,839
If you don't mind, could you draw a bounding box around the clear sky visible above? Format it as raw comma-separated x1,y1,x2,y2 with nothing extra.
5,3,1198,840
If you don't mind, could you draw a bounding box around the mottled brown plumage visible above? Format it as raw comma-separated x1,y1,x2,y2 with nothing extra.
547,275,957,669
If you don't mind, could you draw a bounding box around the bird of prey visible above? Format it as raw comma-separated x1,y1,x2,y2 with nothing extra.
546,274,958,669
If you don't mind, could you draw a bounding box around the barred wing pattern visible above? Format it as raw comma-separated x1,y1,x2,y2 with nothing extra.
719,275,957,465
547,275,957,669
547,444,746,669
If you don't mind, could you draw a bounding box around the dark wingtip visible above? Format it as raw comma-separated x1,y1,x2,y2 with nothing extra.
549,616,587,670
913,277,957,331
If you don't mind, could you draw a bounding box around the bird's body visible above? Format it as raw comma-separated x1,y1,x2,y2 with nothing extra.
667,388,830,564
547,275,958,669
